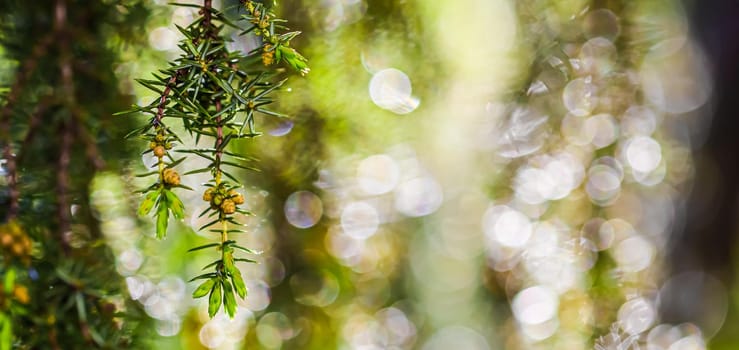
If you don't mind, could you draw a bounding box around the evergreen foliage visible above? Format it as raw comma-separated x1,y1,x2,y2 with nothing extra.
121,0,308,319
0,0,153,348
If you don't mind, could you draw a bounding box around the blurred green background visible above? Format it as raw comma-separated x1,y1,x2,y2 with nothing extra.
2,0,738,349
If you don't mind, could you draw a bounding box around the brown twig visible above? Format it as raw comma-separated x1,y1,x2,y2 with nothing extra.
56,2,74,104
48,327,61,350
0,35,55,221
72,108,105,170
55,0,73,253
154,0,214,127
203,0,212,23
203,0,214,38
155,73,179,126
57,121,72,253
215,99,223,170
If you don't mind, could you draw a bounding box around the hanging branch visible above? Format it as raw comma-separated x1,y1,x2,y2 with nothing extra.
56,122,72,252
55,0,73,253
0,34,55,221
124,0,308,318
0,0,158,347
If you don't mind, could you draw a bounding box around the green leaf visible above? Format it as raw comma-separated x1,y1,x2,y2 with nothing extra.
205,71,235,95
134,183,159,194
75,292,87,322
223,150,258,162
89,327,105,347
189,272,218,282
164,189,185,220
275,44,282,62
184,39,199,57
187,242,220,252
173,183,195,191
3,269,15,295
113,106,140,116
134,170,160,177
156,198,169,239
221,161,258,171
198,218,221,231
124,124,152,139
201,260,221,271
208,281,222,318
198,206,213,218
166,156,187,169
193,278,216,298
0,314,11,350
222,280,237,318
135,78,164,94
138,190,160,216
183,167,211,176
223,251,235,273
254,78,286,100
168,2,203,9
220,170,241,184
255,108,289,118
231,243,260,255
235,208,254,216
231,268,247,299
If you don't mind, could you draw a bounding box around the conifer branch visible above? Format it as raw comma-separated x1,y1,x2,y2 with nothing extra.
0,35,55,221
127,0,309,318
57,121,72,252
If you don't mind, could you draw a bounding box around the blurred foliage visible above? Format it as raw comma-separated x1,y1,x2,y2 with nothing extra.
0,0,155,348
0,0,737,349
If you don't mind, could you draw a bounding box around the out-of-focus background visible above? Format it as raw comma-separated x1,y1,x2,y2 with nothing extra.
2,0,739,348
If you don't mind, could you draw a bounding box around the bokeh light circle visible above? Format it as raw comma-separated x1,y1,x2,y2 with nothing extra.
563,77,597,117
618,297,656,335
369,68,420,114
395,177,443,217
357,154,401,195
625,136,662,173
341,201,380,239
512,285,559,325
482,205,533,248
284,191,324,229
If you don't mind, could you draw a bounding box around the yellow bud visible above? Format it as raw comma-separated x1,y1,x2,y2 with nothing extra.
262,51,274,66
11,242,23,256
0,233,12,247
153,146,166,158
163,168,180,186
221,199,236,214
203,188,215,202
13,285,29,304
229,190,245,205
